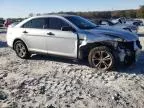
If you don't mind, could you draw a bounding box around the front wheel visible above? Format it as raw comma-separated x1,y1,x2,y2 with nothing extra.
14,40,31,59
88,46,116,71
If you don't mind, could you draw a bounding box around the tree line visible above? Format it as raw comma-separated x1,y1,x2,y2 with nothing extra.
60,5,144,19
0,5,144,22
29,5,144,20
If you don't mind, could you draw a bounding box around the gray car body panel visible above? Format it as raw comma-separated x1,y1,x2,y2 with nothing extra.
85,26,138,41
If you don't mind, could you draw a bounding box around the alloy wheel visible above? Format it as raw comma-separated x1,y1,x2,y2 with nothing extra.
91,51,112,70
15,42,26,58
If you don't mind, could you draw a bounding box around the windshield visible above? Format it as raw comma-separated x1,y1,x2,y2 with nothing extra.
65,16,97,29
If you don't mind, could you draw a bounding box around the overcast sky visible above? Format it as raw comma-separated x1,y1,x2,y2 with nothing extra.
0,0,144,18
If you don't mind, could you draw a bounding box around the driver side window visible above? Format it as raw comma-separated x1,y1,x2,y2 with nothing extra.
48,18,70,30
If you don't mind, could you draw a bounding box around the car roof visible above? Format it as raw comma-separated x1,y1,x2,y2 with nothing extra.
30,14,77,19
15,14,79,28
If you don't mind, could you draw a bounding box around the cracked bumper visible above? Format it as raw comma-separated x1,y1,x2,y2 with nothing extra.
118,49,141,63
118,40,142,63
135,48,141,61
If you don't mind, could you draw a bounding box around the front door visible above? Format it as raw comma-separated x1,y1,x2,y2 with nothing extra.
45,17,78,58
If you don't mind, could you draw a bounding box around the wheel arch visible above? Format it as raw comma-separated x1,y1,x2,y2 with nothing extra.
13,38,28,50
78,41,117,59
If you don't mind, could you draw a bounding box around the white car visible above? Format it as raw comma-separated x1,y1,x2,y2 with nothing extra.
6,15,142,71
111,18,144,33
111,18,143,26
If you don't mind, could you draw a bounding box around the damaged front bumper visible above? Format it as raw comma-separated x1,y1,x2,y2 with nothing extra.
117,40,142,63
135,47,141,62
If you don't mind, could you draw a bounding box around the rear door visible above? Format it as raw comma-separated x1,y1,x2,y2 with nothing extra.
45,17,78,58
22,18,47,53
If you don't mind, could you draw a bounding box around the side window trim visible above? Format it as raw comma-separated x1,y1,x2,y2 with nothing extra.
48,17,71,30
21,17,76,32
21,18,46,29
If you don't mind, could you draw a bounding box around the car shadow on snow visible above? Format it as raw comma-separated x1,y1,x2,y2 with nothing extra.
30,51,144,75
0,41,7,48
30,54,89,66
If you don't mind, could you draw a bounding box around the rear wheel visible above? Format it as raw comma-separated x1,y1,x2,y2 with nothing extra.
14,40,31,59
88,46,115,71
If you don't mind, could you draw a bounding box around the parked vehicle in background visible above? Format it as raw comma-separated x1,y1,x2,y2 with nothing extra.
97,20,134,32
111,18,138,33
137,24,144,35
112,17,144,28
133,19,144,35
6,15,142,71
111,17,126,24
4,19,12,27
0,19,4,27
125,19,143,27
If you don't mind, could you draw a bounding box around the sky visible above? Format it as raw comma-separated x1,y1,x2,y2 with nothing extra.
0,0,144,18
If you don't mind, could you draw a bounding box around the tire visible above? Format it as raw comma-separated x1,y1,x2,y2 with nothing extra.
14,40,31,59
88,46,116,71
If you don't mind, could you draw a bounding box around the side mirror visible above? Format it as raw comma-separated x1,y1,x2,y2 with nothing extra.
61,26,76,32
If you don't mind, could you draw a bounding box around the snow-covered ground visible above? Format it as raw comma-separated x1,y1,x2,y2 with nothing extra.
0,34,144,108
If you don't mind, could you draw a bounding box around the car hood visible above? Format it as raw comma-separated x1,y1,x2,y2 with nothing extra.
84,26,138,41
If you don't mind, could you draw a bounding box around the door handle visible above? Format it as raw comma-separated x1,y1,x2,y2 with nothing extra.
47,32,55,36
23,31,28,34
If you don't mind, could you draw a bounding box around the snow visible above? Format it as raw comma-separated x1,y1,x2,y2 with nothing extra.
0,34,144,108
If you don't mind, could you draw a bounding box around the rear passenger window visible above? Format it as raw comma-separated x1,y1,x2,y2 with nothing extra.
48,18,69,30
22,18,45,29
